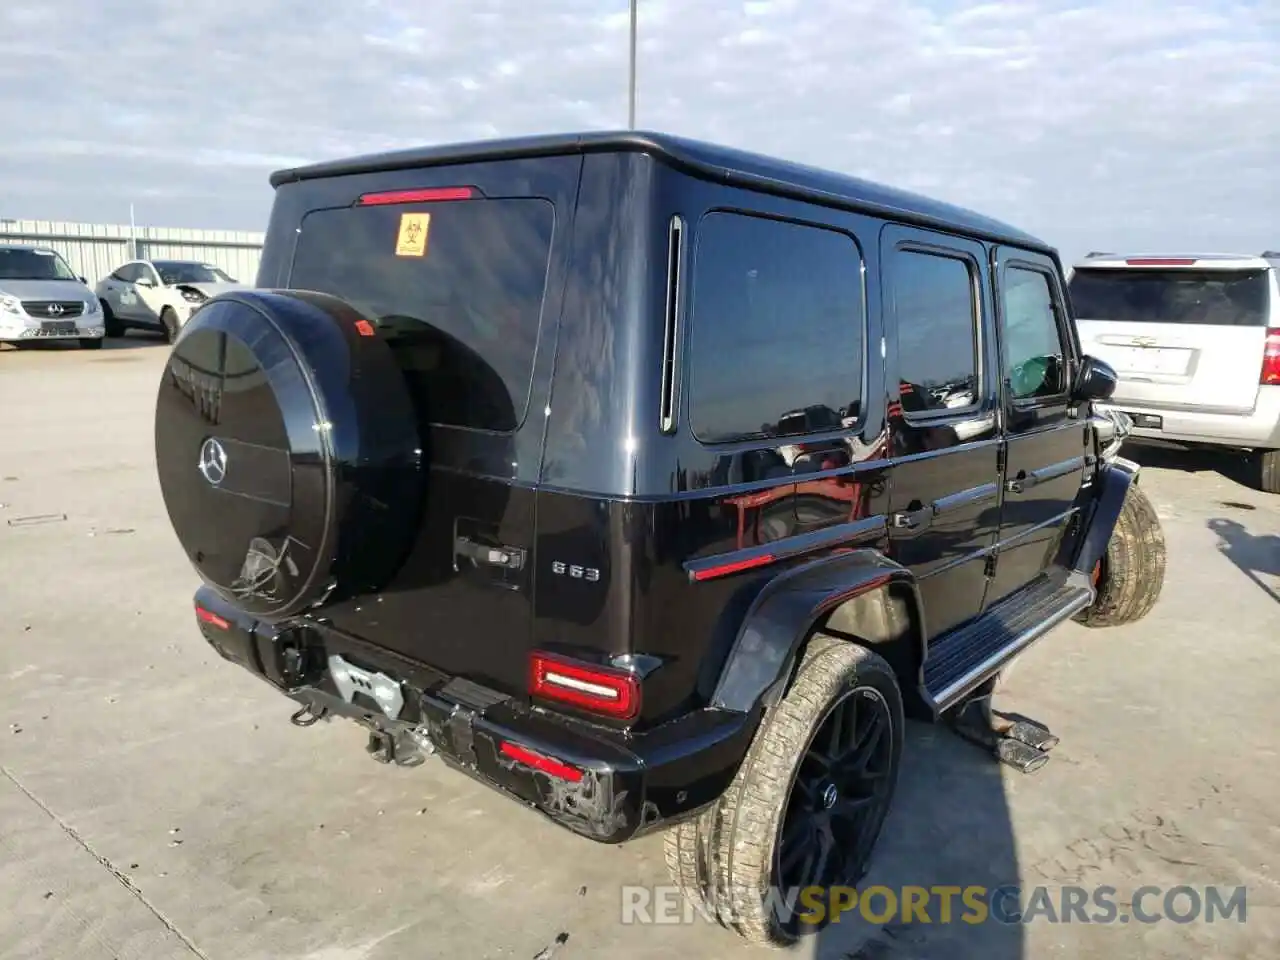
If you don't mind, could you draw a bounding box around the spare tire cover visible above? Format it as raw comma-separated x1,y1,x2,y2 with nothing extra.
154,289,423,620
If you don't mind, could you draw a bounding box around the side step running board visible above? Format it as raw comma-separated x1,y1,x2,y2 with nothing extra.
922,572,1094,714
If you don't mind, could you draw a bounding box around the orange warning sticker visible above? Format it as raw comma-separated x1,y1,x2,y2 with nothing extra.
395,213,430,257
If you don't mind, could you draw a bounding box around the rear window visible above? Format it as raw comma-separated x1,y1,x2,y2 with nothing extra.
290,197,555,432
1068,268,1270,327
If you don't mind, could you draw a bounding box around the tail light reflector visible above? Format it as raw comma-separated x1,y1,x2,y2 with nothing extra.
195,605,229,630
357,186,475,205
499,741,584,782
529,652,640,720
1262,329,1280,385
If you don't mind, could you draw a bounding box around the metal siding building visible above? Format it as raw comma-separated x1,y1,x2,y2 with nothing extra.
0,219,264,285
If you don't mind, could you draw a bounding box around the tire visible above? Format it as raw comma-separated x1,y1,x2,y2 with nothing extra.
1074,481,1166,628
160,306,180,343
154,289,423,619
1258,450,1280,495
101,302,124,338
78,337,103,350
664,635,904,947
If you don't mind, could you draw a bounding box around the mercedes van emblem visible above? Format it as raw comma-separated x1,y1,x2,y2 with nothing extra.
198,437,228,486
46,303,64,316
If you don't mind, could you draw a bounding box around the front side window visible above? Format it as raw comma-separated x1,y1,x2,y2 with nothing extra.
1002,267,1067,400
891,250,980,415
687,212,865,444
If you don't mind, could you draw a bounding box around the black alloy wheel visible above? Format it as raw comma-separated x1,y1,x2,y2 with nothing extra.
774,683,897,934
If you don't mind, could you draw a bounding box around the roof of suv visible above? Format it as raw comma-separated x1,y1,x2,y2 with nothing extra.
269,129,1051,254
1073,252,1280,271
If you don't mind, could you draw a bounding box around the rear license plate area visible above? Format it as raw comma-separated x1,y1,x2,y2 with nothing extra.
328,653,405,720
40,321,76,336
1113,346,1190,376
1121,411,1163,430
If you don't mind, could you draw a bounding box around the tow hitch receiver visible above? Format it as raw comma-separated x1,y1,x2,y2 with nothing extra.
366,728,431,767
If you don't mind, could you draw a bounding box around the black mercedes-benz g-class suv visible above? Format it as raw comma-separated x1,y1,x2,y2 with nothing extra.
153,131,1166,947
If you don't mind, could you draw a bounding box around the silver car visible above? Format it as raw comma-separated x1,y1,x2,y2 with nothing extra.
0,245,106,350
1069,252,1280,493
95,259,248,343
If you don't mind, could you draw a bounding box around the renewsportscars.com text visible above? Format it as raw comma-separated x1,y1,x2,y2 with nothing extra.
621,884,1248,928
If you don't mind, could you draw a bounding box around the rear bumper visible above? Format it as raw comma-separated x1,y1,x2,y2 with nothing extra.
1102,387,1280,450
192,586,757,843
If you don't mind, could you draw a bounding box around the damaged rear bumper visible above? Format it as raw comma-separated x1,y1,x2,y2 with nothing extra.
192,586,757,843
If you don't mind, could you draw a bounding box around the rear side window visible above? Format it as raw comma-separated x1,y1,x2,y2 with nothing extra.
1068,268,1270,327
890,250,980,415
687,212,864,444
290,197,555,432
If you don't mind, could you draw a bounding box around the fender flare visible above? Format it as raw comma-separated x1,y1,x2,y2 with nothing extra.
1071,455,1140,576
709,549,926,715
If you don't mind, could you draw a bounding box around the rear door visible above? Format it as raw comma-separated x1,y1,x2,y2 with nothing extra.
881,226,1002,640
278,155,582,696
1070,261,1274,414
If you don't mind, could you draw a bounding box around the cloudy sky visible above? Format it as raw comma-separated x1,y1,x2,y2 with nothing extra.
1,0,1276,262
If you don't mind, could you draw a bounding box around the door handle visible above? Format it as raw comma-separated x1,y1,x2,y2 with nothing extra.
1006,472,1039,494
454,535,525,570
890,506,933,532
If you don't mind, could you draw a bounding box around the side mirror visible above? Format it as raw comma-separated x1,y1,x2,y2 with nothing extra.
78,276,87,285
1071,354,1118,403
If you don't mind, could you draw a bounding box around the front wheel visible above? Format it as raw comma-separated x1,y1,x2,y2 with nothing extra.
160,307,180,344
1074,482,1166,628
102,301,124,338
664,636,904,947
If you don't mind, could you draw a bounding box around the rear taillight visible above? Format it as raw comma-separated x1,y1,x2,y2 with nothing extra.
195,605,229,630
529,652,640,720
1262,328,1280,385
498,741,584,782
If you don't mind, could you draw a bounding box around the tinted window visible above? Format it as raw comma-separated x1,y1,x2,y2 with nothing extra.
1068,268,1269,327
290,198,555,432
1002,267,1066,399
113,264,139,283
687,212,864,444
891,250,979,414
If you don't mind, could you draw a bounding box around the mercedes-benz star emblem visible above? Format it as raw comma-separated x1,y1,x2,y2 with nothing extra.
46,303,64,316
198,437,228,486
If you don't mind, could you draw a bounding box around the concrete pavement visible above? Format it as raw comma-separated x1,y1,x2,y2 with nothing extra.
1,335,1277,960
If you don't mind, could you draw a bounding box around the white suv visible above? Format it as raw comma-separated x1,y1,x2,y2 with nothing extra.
95,259,246,343
1069,252,1280,493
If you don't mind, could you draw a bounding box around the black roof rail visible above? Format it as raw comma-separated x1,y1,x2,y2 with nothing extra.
1261,250,1280,258
1085,251,1115,258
